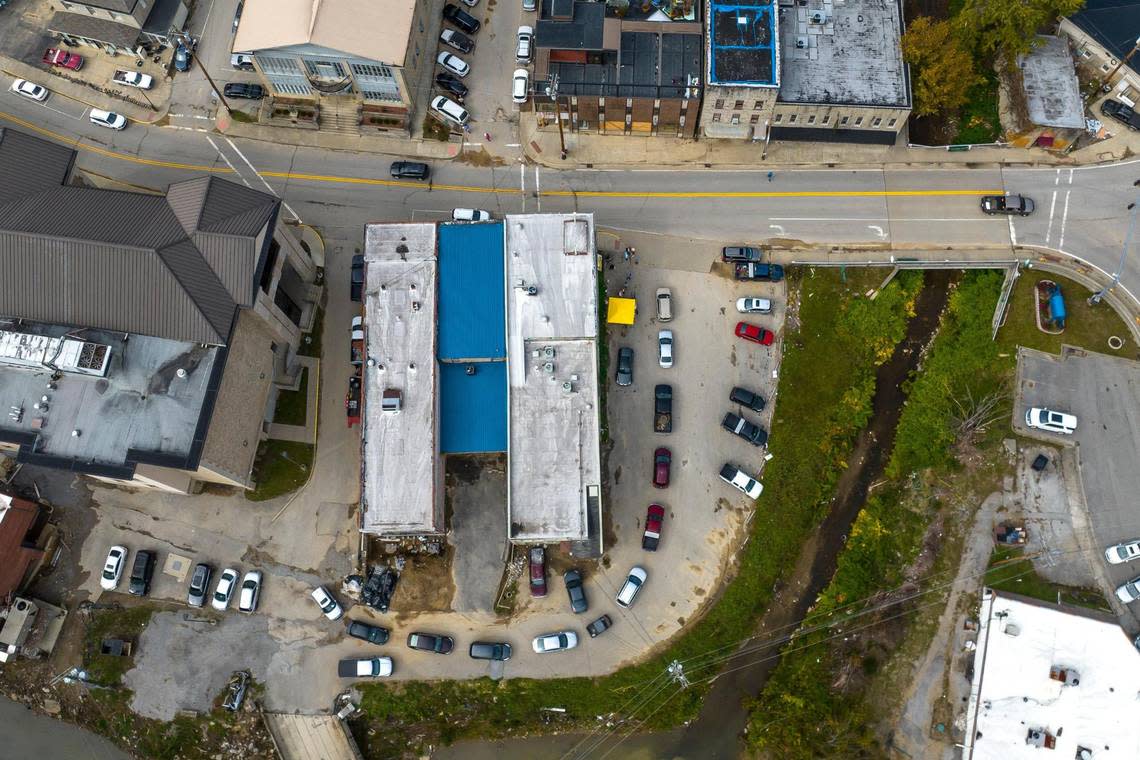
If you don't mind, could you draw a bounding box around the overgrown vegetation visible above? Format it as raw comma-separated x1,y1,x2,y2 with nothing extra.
272,369,308,426
355,269,920,756
597,276,610,442
246,440,313,501
422,115,451,142
986,546,1112,611
83,606,156,685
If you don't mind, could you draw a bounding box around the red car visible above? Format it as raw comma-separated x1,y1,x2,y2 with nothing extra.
43,48,83,71
528,546,547,597
642,504,665,551
735,321,774,346
653,448,671,488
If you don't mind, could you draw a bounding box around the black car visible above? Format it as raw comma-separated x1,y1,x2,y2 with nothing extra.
1101,99,1140,130
128,550,155,596
347,619,391,644
407,632,455,654
440,29,474,54
615,346,633,387
586,614,612,638
435,73,469,100
564,569,587,614
980,194,1035,216
390,161,430,180
729,386,765,413
442,3,481,34
469,641,512,661
223,82,264,99
350,254,364,302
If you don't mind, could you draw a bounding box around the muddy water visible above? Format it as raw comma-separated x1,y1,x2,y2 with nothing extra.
435,271,955,760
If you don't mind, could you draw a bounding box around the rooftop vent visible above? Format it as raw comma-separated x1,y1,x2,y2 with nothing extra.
1026,728,1056,749
809,10,827,23
1049,666,1080,687
795,36,808,49
543,362,555,374
381,389,402,413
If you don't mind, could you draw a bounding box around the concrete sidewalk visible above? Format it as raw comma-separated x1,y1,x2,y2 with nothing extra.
218,113,462,160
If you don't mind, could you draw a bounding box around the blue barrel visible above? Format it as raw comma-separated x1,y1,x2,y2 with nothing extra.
1049,288,1066,325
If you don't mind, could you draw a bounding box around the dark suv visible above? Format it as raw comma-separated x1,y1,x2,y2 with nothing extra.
347,619,391,644
469,641,512,661
722,245,763,262
1102,99,1140,130
442,4,480,34
564,568,587,613
390,161,430,180
223,83,264,99
435,73,469,100
128,550,155,596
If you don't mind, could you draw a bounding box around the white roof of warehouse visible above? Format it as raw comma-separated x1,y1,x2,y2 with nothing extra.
360,223,440,535
964,590,1140,760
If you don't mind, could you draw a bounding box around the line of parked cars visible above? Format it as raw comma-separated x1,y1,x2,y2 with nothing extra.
99,545,263,612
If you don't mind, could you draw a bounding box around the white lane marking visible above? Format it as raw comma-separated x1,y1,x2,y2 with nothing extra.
769,217,996,222
224,137,302,222
868,225,887,239
768,224,785,235
505,143,521,147
535,166,541,212
169,113,213,120
1058,189,1071,250
165,125,209,132
1045,190,1058,245
519,163,526,213
204,135,251,187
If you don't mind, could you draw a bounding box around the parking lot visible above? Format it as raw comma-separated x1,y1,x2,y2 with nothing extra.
1014,347,1140,631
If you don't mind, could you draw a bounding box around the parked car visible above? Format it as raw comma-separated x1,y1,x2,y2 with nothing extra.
347,619,391,644
42,48,82,70
1101,99,1140,130
435,73,468,100
980,194,1034,216
719,463,763,499
351,316,365,365
223,83,264,99
516,26,534,62
729,386,765,413
350,254,365,301
128,550,155,596
529,545,548,597
10,79,48,102
440,28,474,54
1024,407,1077,434
642,504,665,551
654,384,672,434
564,568,587,613
736,297,772,314
655,288,673,321
532,631,578,653
469,641,512,660
722,245,763,262
653,447,671,487
452,207,491,222
233,0,244,31
211,567,239,611
523,0,536,10
90,109,127,130
431,95,470,126
231,53,255,70
735,321,774,346
460,0,479,7
437,51,470,78
187,563,213,608
338,657,393,678
238,570,262,613
442,4,481,34
512,68,530,104
311,586,344,620
722,412,768,446
615,566,647,608
658,330,674,368
735,262,784,282
615,346,633,386
100,546,128,591
174,45,192,72
1105,539,1140,565
407,632,455,654
1115,575,1140,604
586,614,612,638
389,161,430,180
113,70,153,89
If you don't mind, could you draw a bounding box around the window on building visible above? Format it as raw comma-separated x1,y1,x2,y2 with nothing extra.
730,113,740,124
712,113,721,122
754,101,764,110
840,116,850,125
734,100,744,110
1081,49,1091,59
788,113,797,123
352,63,395,79
887,118,897,127
305,60,346,78
774,113,782,123
1102,63,1112,72
750,114,760,124
822,114,830,124
807,114,816,124
872,117,882,127
854,116,863,126
715,98,725,109
260,56,302,74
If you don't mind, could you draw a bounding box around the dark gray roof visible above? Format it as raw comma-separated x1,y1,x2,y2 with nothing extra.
536,1,606,50
1069,0,1140,62
47,11,142,49
80,0,139,14
0,129,75,204
142,0,186,34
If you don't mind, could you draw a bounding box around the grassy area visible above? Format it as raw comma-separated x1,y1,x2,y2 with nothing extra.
227,110,256,124
245,440,313,501
997,271,1132,356
952,69,1001,145
355,268,921,755
272,369,308,426
83,606,155,685
986,546,1111,611
299,306,324,359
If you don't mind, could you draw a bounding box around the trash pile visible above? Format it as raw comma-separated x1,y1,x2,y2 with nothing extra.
360,563,401,612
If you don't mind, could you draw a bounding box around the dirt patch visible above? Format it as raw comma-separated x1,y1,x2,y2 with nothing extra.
445,453,504,486
388,549,456,612
455,147,507,168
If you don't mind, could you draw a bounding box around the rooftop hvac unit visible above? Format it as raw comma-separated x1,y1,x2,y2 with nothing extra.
543,362,555,373
526,286,539,296
412,301,421,311
562,381,574,393
515,279,527,288
809,10,827,23
543,346,555,358
796,36,808,48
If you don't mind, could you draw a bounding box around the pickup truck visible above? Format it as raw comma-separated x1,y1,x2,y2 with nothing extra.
112,70,153,89
351,316,364,366
722,412,768,446
719,463,764,499
654,384,672,433
43,48,83,70
337,656,393,678
734,262,784,282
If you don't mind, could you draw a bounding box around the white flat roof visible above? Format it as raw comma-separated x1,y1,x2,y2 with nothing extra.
505,214,601,542
360,223,441,535
965,590,1140,760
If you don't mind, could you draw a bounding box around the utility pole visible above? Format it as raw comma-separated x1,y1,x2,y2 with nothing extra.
667,659,689,688
1089,201,1135,305
1090,36,1140,102
546,74,567,160
186,34,232,112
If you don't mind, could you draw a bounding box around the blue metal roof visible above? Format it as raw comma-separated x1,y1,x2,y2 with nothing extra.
709,0,779,87
438,222,506,361
439,361,507,453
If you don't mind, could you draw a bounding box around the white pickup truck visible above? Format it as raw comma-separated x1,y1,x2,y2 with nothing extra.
112,70,153,90
337,656,393,678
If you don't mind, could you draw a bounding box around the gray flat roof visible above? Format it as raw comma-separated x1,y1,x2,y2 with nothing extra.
505,214,601,542
360,224,441,535
1020,35,1085,129
777,0,909,107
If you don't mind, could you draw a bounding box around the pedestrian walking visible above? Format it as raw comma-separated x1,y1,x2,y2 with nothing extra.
1129,203,1136,210
767,171,774,182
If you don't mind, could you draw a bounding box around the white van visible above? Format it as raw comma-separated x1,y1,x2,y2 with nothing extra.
431,95,469,126
1024,407,1077,435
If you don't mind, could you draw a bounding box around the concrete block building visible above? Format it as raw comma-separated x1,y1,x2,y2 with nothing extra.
48,0,190,55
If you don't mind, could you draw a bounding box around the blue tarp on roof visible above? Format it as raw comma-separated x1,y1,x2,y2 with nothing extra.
438,222,506,361
439,361,508,453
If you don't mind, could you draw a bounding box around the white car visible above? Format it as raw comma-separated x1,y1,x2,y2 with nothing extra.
532,630,578,653
516,26,534,62
512,68,529,104
211,567,239,611
656,288,673,321
658,330,674,368
452,208,492,222
436,51,470,78
1024,407,1077,435
311,585,343,620
523,0,536,9
431,95,469,126
99,546,128,591
238,570,262,613
736,297,772,314
1115,576,1140,604
90,109,127,130
10,79,48,102
616,566,647,608
1105,540,1140,565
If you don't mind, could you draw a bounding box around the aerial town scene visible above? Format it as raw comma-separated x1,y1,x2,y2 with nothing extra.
1,0,1139,758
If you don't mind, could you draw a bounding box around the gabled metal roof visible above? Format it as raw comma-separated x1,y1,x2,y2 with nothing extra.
0,129,75,205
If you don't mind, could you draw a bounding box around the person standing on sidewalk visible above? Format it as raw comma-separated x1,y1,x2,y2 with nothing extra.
767,171,774,182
